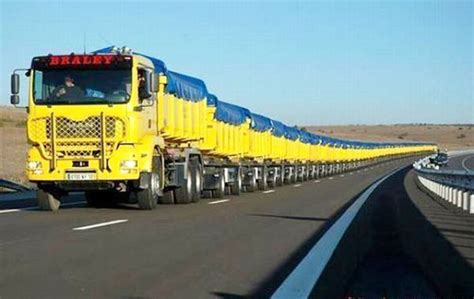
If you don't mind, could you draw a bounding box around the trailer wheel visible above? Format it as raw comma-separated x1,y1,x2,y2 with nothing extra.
247,175,257,192
175,166,193,204
258,166,268,190
277,166,284,186
37,189,61,212
190,158,202,203
158,190,174,204
213,171,226,198
291,167,297,184
230,167,242,195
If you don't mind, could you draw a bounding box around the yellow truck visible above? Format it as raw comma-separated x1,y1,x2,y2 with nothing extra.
10,46,436,211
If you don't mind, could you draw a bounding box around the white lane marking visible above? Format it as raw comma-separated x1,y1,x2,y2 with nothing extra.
293,184,302,187
73,219,128,231
208,199,230,205
271,167,402,299
0,209,22,214
263,190,275,194
314,180,321,183
0,201,85,214
328,177,334,180
339,174,345,177
461,155,474,172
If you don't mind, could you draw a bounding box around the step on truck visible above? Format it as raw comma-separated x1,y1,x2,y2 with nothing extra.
10,46,437,211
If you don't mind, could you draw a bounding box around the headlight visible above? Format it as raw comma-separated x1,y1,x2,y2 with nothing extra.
120,160,137,169
27,161,42,170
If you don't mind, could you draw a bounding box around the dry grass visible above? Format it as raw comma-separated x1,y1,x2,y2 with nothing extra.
0,106,472,184
307,124,474,151
0,106,29,184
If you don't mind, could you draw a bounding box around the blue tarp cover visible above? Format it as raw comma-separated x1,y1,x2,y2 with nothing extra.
207,93,218,106
309,134,321,145
250,113,272,132
166,71,208,102
271,120,285,137
299,131,312,144
214,100,250,125
285,126,300,141
90,48,433,148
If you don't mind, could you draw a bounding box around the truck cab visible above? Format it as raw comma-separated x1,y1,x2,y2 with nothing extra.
11,50,167,210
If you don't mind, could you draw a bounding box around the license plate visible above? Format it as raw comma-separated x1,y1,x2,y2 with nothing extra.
65,172,97,181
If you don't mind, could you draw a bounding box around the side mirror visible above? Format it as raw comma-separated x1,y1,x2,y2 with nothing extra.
140,70,153,99
11,95,20,105
11,73,20,94
11,73,20,105
150,73,158,93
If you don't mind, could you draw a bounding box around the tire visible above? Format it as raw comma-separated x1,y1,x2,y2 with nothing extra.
277,166,284,186
159,190,174,204
258,166,268,190
191,158,202,203
291,168,297,184
213,171,226,198
136,156,161,210
247,175,257,192
175,166,193,204
136,173,159,210
268,180,275,188
230,167,241,195
37,189,61,212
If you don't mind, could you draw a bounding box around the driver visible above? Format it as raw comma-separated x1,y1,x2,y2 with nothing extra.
54,76,84,100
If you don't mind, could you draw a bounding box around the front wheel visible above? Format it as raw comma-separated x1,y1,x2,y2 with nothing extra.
37,189,61,212
136,172,159,210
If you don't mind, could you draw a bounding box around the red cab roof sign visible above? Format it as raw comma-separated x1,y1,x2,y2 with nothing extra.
32,54,132,69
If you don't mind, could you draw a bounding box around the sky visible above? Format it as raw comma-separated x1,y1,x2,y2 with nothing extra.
0,0,472,125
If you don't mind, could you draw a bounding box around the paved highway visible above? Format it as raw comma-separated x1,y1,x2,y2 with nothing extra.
445,151,474,172
0,157,419,298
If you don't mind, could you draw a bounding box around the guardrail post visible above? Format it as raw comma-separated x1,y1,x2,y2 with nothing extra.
470,193,474,214
453,188,458,206
456,189,463,208
452,187,457,204
462,190,469,211
447,187,453,203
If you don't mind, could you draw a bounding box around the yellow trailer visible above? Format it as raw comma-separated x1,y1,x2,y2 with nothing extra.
9,46,437,211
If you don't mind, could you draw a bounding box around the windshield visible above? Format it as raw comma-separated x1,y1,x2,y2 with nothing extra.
33,69,132,105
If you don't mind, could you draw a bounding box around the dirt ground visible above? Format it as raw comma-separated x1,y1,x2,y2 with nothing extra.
307,124,474,151
0,106,472,184
0,106,29,184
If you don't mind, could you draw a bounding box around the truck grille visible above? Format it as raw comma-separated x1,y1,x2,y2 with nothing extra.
29,115,126,159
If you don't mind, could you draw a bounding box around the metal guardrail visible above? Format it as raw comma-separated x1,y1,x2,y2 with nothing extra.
413,155,474,214
0,179,32,192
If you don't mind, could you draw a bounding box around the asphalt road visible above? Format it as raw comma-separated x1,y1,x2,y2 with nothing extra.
0,157,419,298
445,151,474,172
